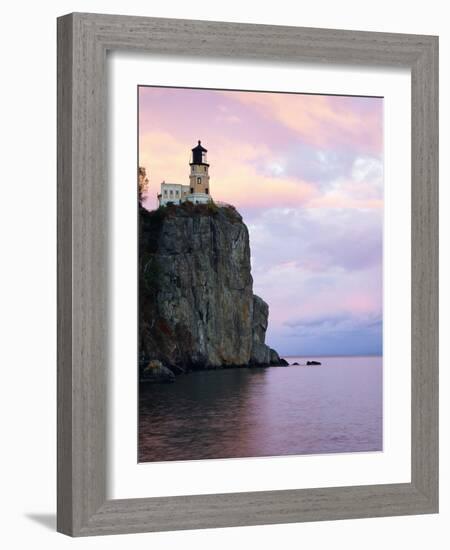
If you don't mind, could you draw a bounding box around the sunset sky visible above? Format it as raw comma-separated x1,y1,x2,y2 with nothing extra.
139,86,383,356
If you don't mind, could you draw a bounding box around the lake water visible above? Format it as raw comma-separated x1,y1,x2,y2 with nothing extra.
139,356,382,462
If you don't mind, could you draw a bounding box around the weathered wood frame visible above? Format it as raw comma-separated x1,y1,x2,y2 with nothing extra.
57,12,438,536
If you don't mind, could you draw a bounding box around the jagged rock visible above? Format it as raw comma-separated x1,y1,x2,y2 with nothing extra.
250,295,272,365
266,348,289,366
139,203,282,372
307,360,321,365
141,360,175,384
269,348,281,364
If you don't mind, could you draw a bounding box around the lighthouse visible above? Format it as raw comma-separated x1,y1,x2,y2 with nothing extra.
158,141,212,206
186,140,211,204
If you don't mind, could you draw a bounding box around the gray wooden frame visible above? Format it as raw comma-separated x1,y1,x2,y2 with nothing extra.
57,12,438,537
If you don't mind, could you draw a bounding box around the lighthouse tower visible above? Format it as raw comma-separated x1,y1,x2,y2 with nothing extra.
157,140,213,206
186,140,211,204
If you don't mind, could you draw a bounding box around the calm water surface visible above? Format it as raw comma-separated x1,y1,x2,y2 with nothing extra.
139,356,382,462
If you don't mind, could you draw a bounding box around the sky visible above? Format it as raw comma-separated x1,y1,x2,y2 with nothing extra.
139,86,383,357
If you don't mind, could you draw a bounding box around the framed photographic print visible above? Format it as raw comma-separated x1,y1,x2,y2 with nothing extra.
57,13,438,536
137,86,384,463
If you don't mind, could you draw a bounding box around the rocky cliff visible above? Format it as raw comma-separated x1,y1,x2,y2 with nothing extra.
139,201,283,376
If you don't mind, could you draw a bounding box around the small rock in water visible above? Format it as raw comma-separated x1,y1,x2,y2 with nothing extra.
306,360,321,365
292,362,299,365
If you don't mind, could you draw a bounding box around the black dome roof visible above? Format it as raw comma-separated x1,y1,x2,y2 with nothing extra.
192,140,207,152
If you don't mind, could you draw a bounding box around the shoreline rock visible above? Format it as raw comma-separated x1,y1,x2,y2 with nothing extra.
139,360,296,384
141,360,175,384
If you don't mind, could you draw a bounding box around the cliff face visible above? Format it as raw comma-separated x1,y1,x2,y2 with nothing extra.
139,202,281,372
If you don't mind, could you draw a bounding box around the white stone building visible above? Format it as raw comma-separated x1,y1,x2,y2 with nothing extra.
158,141,212,207
157,182,190,206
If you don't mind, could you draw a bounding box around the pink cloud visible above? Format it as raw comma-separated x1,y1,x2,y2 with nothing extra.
220,91,383,156
140,130,320,211
140,130,382,212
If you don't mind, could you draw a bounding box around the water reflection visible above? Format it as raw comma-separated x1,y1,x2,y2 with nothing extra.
139,357,382,462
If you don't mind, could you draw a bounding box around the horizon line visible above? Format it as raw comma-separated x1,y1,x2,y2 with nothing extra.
280,353,383,358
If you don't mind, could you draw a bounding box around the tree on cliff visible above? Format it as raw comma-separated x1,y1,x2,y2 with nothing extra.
138,166,149,204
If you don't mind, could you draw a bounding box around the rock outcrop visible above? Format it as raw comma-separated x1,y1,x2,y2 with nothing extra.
141,359,175,383
139,202,283,374
250,295,283,366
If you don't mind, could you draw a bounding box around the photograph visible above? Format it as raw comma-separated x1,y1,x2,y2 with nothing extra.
0,1,441,543
138,86,384,462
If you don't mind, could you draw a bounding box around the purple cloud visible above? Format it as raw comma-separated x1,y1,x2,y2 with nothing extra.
245,207,382,274
242,207,382,355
